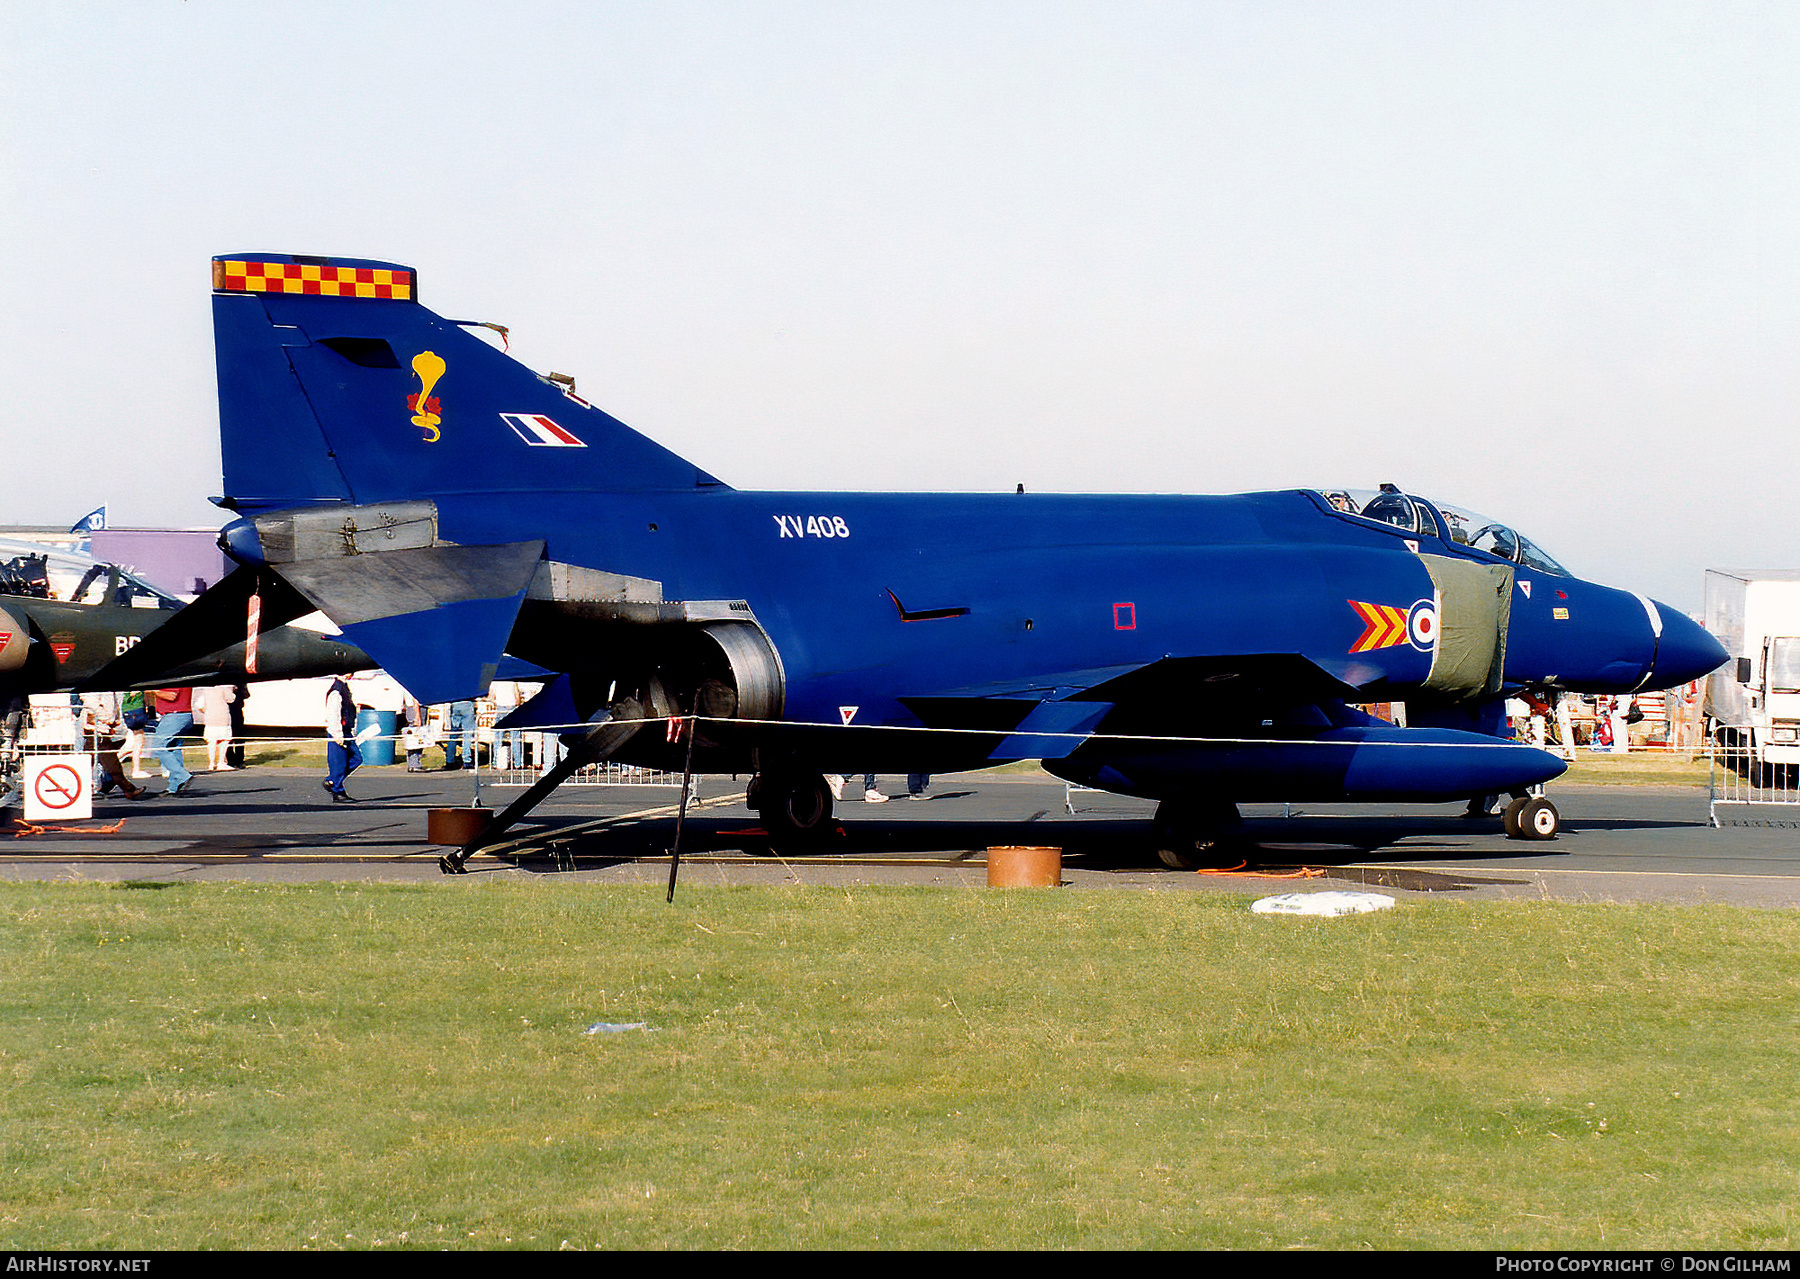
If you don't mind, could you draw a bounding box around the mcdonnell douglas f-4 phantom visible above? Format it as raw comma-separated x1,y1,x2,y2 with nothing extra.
98,254,1726,869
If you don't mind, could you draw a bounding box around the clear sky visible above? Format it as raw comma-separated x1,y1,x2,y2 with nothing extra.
4,1,1796,610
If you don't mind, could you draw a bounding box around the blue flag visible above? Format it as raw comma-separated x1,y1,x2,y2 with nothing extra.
67,505,106,535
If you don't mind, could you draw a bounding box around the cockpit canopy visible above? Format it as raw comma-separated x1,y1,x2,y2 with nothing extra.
1315,486,1571,577
0,538,183,610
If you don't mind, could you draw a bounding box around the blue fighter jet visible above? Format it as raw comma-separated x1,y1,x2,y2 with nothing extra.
98,254,1727,870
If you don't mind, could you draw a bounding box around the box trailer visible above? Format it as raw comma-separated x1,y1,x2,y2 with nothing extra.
1703,569,1800,775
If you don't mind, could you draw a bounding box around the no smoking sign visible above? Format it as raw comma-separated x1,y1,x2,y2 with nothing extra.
25,754,93,822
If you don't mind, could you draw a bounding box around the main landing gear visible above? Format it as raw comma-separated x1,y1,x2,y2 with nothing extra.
747,770,837,853
1150,799,1247,870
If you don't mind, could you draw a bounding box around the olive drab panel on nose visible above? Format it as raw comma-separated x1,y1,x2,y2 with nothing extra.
1420,554,1513,699
0,605,29,673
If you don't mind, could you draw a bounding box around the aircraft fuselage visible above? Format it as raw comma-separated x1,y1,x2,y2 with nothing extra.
428,485,1692,729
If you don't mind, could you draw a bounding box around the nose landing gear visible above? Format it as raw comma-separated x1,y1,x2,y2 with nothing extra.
1502,793,1560,841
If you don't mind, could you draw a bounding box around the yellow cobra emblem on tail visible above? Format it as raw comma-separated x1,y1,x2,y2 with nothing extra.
410,351,446,442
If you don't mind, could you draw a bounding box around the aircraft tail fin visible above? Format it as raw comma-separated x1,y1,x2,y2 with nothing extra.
212,254,727,513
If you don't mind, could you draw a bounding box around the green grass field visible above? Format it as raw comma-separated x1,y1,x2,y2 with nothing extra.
3,881,1796,1250
1556,753,1715,787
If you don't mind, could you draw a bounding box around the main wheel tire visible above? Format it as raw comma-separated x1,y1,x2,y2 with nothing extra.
1157,843,1206,871
1517,796,1560,841
1151,800,1244,870
755,772,835,853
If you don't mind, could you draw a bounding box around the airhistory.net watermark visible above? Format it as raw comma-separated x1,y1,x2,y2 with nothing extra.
5,1260,151,1273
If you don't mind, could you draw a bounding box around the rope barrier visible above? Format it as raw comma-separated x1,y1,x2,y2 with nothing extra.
7,817,127,838
18,710,1704,756
1189,863,1328,879
83,712,1592,754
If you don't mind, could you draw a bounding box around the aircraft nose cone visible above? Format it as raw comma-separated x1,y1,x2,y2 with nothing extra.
1645,602,1727,690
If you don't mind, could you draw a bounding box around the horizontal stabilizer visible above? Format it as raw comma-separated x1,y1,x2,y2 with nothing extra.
277,541,545,626
277,541,545,704
339,598,523,706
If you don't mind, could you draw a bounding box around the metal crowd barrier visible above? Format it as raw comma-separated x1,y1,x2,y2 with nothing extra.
1708,724,1800,827
490,760,700,795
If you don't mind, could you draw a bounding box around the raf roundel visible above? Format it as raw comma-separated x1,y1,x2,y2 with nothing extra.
1407,599,1438,652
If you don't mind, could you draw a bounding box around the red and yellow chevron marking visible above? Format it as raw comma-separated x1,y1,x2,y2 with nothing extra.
1347,600,1409,653
212,259,413,300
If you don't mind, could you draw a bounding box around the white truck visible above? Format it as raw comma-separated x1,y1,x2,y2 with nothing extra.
1703,569,1800,776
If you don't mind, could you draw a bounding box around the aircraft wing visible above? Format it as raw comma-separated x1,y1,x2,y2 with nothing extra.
957,651,1559,808
1073,653,1365,710
901,653,1368,761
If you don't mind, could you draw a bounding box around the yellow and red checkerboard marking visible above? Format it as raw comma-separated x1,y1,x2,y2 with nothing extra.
213,259,413,300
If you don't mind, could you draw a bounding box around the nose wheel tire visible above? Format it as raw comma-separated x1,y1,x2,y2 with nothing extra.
1503,795,1560,841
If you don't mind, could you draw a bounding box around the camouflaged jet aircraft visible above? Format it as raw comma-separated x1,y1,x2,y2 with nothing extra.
0,543,369,697
95,254,1726,869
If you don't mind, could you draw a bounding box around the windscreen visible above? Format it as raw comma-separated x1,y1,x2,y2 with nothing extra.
1768,638,1800,694
1314,488,1571,576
